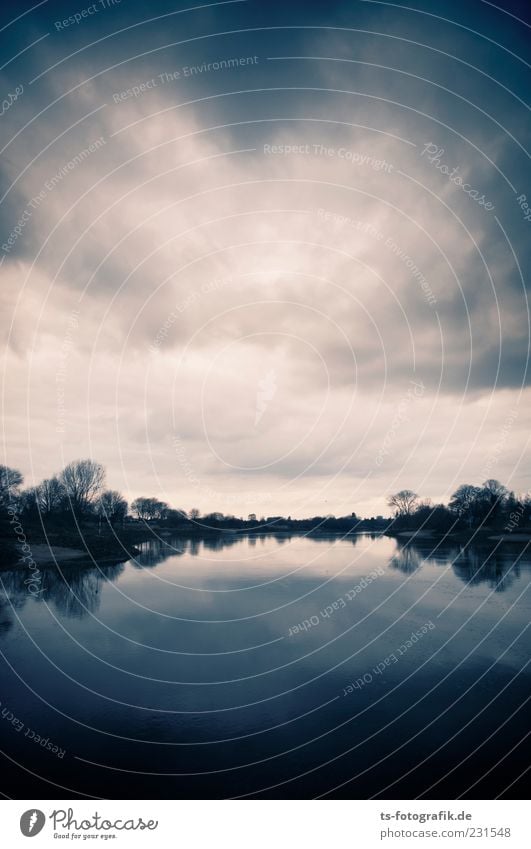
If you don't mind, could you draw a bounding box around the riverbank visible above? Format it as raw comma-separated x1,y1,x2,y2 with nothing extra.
5,525,530,571
0,526,153,569
386,528,531,545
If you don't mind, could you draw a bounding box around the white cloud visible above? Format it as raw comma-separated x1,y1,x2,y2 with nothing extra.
1,61,528,515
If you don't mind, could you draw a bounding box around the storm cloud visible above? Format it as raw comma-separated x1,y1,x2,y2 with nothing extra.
1,0,529,516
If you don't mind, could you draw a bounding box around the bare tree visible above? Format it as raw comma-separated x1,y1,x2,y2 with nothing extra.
96,490,128,525
204,512,224,523
449,484,482,517
164,508,188,525
131,497,167,521
131,497,151,520
0,465,23,509
154,500,169,520
481,479,509,523
59,459,105,514
189,508,200,521
35,476,66,514
482,479,508,502
387,489,419,517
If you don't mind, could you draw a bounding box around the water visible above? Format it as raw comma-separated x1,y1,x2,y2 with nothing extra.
0,533,529,799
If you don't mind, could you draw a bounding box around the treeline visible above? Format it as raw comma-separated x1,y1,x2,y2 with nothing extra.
387,480,531,534
0,460,384,540
2,460,126,526
0,460,180,530
1,460,529,549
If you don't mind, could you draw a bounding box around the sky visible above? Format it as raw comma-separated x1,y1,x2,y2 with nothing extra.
0,0,530,518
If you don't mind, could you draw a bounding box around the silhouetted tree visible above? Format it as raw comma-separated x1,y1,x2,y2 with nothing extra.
155,501,169,520
132,497,151,520
204,512,224,523
17,487,40,520
409,502,455,532
0,465,24,559
449,484,482,520
131,497,168,521
387,489,419,517
96,490,128,525
59,459,105,515
0,465,23,509
163,508,188,526
481,479,509,525
35,476,66,514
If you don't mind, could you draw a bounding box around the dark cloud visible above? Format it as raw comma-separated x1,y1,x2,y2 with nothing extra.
0,0,529,514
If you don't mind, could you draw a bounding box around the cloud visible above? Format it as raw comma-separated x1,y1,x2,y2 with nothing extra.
0,0,529,515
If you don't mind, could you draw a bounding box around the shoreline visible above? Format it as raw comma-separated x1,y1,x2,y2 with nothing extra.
385,529,531,545
3,527,530,572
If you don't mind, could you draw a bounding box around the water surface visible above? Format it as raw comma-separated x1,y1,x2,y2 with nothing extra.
0,533,529,798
